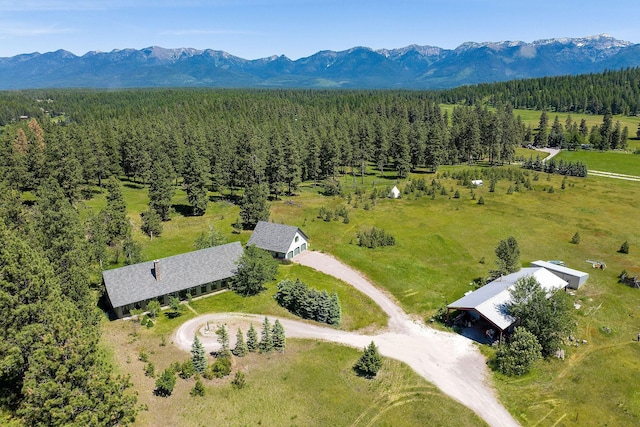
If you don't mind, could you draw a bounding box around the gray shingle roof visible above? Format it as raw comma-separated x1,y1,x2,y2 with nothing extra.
246,221,307,254
102,241,243,309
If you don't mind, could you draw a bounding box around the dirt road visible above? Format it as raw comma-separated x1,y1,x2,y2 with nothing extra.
174,251,520,427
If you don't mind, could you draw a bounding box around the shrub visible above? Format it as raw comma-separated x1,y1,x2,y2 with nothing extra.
190,378,205,397
231,371,246,389
356,227,396,249
570,232,580,244
619,240,630,254
274,279,342,325
179,360,195,379
477,196,485,205
323,178,342,196
154,369,176,397
144,362,155,378
495,327,542,376
354,341,382,378
208,356,232,378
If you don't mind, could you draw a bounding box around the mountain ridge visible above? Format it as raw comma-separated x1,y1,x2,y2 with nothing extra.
1,34,639,89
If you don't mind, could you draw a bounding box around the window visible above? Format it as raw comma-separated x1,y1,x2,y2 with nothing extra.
295,236,299,243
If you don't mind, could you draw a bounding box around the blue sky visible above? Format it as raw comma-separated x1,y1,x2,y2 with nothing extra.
0,0,638,59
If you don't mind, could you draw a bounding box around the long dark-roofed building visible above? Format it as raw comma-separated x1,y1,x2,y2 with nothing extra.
247,221,308,259
103,241,243,318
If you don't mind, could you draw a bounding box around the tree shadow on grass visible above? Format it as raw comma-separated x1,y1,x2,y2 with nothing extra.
123,182,145,189
172,204,192,217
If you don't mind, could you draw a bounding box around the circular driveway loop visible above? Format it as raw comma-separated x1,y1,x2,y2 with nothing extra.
174,250,519,427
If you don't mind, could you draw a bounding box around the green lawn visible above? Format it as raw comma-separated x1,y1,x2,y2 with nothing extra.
556,150,640,176
98,154,640,426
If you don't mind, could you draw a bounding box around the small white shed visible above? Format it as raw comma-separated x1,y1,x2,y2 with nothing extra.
388,185,401,199
530,260,589,289
471,179,483,186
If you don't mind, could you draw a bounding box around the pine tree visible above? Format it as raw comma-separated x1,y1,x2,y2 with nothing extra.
259,317,274,353
155,368,176,397
239,183,270,229
183,145,209,216
272,319,286,353
191,335,207,374
328,292,342,325
619,240,630,254
494,236,520,275
216,324,231,356
194,224,226,249
232,328,248,357
190,377,205,397
141,207,163,239
354,341,383,378
570,231,581,244
104,176,131,246
148,150,175,221
246,323,259,353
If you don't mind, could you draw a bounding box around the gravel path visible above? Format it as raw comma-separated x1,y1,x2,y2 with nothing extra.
174,251,520,427
535,147,561,162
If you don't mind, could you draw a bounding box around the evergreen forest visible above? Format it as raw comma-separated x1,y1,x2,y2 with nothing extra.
1,67,639,425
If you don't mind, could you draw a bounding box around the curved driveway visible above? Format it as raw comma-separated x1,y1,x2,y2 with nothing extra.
174,251,519,427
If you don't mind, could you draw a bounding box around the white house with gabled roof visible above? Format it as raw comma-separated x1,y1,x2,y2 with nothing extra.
247,221,308,259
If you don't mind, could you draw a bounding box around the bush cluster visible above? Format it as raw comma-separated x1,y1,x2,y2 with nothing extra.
274,279,341,325
522,156,587,177
318,205,349,224
357,227,396,248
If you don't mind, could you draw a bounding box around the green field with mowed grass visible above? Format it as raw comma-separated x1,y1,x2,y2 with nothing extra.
97,148,640,426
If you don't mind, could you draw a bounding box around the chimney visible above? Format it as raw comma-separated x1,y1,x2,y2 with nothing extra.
153,260,161,281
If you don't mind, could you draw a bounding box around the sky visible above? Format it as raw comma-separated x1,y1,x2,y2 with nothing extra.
0,0,638,59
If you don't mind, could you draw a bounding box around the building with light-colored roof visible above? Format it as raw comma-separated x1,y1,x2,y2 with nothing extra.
530,260,589,289
446,267,568,342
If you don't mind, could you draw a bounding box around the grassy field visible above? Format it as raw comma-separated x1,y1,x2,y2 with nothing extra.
440,105,640,152
555,150,640,176
102,318,486,427
97,147,640,426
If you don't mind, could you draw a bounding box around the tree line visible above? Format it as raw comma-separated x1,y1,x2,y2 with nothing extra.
432,67,640,116
0,90,526,205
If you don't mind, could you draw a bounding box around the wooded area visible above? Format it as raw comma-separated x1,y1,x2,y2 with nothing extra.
1,69,639,424
432,67,640,116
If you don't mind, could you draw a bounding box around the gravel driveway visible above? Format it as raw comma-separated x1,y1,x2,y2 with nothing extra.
174,251,520,427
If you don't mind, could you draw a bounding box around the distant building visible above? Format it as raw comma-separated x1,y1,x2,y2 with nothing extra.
388,185,401,199
247,221,308,259
102,242,243,318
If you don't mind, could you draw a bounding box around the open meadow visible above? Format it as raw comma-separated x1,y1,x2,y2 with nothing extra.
96,148,640,426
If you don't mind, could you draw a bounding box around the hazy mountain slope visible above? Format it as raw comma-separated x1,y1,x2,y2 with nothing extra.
0,34,637,89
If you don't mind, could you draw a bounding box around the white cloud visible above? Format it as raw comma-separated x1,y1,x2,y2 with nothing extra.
0,24,74,36
160,29,258,36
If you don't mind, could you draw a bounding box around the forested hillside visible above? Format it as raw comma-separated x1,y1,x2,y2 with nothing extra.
0,90,525,194
433,67,640,116
0,85,636,424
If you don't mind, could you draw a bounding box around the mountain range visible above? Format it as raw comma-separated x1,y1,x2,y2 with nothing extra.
1,34,639,90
